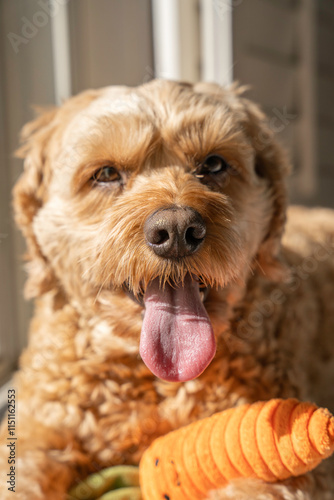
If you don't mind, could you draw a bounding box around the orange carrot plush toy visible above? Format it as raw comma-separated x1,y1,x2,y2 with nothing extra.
139,399,334,500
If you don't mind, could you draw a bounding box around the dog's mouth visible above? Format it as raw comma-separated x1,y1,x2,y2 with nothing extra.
123,275,216,382
123,276,210,307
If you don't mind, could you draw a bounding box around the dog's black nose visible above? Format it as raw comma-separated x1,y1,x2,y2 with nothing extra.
144,206,206,258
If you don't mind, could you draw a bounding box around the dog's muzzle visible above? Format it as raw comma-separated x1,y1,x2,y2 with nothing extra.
144,206,206,258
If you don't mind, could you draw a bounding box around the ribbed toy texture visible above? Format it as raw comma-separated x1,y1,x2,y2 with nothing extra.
139,399,334,500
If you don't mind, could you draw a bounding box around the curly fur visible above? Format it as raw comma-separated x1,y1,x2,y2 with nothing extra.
1,80,334,499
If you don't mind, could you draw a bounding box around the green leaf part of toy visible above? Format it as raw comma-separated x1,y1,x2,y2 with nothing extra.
68,465,141,500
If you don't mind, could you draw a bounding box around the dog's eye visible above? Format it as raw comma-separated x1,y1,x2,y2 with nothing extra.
92,166,121,183
196,155,230,178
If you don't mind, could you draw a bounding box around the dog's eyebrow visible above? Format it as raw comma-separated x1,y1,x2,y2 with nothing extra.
68,120,160,194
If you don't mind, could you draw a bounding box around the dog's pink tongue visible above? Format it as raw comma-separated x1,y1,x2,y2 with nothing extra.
140,275,216,382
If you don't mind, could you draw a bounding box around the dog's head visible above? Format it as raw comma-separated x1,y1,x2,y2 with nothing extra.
14,80,289,382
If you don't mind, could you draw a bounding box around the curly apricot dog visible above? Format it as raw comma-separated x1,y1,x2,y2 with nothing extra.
1,80,334,499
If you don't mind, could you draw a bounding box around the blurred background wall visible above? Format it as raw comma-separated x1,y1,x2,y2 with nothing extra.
0,0,333,386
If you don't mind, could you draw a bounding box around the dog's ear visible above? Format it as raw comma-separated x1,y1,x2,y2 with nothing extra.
238,94,291,280
13,107,59,298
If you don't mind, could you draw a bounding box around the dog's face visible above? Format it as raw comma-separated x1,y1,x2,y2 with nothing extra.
14,80,289,382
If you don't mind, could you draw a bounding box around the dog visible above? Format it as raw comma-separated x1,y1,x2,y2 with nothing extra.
1,79,334,499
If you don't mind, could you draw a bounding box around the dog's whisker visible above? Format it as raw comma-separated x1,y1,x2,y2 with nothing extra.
238,219,265,225
94,274,111,304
